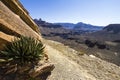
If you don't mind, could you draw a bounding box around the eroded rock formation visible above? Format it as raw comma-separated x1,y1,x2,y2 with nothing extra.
0,0,54,79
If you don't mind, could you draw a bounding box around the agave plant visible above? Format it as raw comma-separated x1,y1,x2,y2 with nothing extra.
0,36,44,66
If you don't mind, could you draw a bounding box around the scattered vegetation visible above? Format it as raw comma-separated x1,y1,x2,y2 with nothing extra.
85,39,106,49
96,42,106,49
85,40,96,48
0,36,44,66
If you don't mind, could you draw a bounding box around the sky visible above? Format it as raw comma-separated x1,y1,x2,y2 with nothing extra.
20,0,120,26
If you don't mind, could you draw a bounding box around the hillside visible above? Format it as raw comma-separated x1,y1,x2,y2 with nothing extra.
103,24,120,34
44,39,120,80
35,19,120,66
84,24,120,41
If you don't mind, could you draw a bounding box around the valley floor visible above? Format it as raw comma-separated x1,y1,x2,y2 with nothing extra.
43,39,120,80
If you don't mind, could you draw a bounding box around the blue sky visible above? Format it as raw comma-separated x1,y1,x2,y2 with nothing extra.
20,0,120,26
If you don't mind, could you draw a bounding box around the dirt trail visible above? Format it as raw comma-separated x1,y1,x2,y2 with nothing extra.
46,45,96,80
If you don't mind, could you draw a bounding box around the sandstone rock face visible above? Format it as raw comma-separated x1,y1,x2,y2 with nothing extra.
0,32,15,50
1,0,40,33
0,0,42,49
0,0,54,80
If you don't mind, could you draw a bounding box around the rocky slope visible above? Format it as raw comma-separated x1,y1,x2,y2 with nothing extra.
44,39,120,80
82,24,120,66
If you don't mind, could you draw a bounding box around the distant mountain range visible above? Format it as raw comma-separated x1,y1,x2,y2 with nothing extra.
54,22,103,31
34,19,103,32
34,18,120,35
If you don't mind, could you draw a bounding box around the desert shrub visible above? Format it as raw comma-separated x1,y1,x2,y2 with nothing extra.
0,36,44,66
85,40,96,48
96,43,106,49
85,40,91,45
